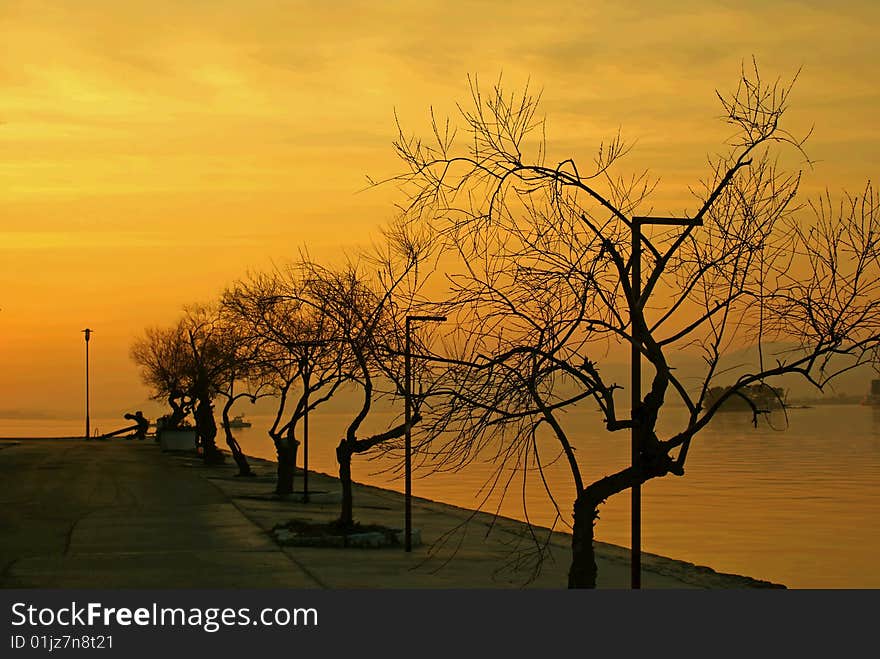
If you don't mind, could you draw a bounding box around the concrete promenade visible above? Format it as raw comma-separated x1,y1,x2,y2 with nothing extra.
0,438,781,589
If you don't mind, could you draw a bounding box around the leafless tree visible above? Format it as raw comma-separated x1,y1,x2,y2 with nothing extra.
130,324,194,429
222,269,347,496
132,305,266,470
282,222,437,528
174,307,223,464
386,62,880,587
211,305,275,477
180,304,259,466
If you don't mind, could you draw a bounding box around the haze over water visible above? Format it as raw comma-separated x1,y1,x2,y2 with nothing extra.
8,403,876,588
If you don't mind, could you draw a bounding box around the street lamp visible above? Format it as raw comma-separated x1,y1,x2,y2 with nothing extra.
287,339,329,504
404,314,446,552
630,215,702,589
82,328,93,439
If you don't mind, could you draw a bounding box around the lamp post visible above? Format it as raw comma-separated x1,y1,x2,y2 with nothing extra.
629,216,702,589
287,339,329,504
82,328,93,439
302,355,311,504
404,314,446,552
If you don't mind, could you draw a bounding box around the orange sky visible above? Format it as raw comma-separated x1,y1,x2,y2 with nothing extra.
2,0,879,420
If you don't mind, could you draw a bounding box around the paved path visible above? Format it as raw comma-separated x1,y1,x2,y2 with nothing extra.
0,439,780,588
0,439,317,588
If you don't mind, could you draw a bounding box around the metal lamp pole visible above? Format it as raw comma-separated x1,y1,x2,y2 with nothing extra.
404,314,446,552
82,328,93,439
288,339,328,504
629,216,701,589
302,355,310,504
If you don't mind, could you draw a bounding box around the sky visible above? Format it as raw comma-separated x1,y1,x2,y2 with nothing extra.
1,0,879,420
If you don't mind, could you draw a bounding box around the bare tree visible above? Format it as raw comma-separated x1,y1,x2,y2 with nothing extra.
130,324,194,430
292,261,405,527
222,269,346,496
386,63,880,587
178,305,239,465
131,305,263,468
212,305,275,477
284,222,436,528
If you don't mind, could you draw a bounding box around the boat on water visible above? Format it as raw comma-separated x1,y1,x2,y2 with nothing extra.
705,383,786,412
227,414,252,428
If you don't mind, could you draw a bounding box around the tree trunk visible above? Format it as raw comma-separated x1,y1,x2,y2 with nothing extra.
336,439,354,529
223,425,253,476
568,494,600,589
274,436,300,496
168,395,188,429
195,397,224,465
566,445,675,588
221,406,253,477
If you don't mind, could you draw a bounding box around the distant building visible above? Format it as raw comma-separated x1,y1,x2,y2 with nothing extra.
862,379,880,406
705,383,786,413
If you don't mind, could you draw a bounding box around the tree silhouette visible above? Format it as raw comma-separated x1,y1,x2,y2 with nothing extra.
296,256,418,528
387,62,880,587
130,324,193,430
223,267,347,496
211,305,274,477
274,222,437,527
131,305,264,470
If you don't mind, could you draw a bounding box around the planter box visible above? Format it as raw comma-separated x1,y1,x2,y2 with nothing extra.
158,429,197,451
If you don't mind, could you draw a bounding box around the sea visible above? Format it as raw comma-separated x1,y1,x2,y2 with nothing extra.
3,403,879,589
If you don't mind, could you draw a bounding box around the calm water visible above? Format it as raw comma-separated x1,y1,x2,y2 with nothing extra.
5,405,879,588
